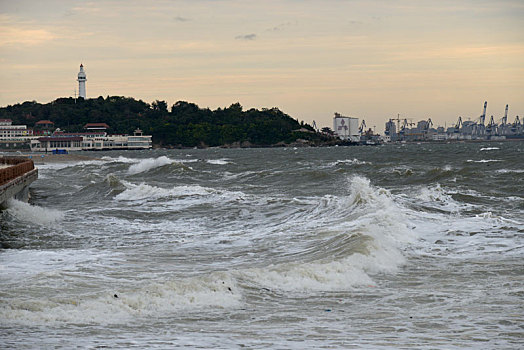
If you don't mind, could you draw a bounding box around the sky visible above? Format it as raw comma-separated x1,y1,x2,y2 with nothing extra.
0,0,523,130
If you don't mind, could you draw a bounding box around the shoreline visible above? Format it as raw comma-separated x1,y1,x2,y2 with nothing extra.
21,153,100,164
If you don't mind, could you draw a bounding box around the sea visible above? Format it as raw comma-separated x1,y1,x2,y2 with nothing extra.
1,142,523,349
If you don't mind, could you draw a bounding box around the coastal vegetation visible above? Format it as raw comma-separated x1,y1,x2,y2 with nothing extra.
0,96,334,148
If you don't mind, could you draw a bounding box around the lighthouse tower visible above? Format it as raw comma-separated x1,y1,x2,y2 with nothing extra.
77,64,87,99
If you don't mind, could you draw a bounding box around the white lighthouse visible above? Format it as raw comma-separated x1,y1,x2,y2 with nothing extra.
77,64,87,99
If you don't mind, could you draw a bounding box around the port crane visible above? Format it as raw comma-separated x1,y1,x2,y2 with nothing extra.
486,115,497,134
312,120,319,132
511,116,521,133
454,116,463,133
501,104,509,125
479,101,487,126
424,118,433,131
359,120,367,134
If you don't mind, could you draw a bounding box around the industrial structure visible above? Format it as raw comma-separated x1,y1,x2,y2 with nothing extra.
384,102,523,142
333,112,360,142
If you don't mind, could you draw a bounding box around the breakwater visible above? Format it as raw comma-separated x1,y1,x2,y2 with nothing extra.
0,156,37,206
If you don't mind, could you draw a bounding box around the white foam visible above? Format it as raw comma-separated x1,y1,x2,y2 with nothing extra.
328,158,369,167
127,156,176,174
206,159,230,165
496,169,524,174
101,155,139,164
0,249,115,281
5,199,64,226
115,182,212,201
114,181,246,206
480,147,500,151
413,184,469,213
466,159,501,163
0,272,241,325
240,176,416,292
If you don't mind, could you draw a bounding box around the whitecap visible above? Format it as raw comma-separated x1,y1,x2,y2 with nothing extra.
206,159,230,165
0,272,241,325
127,156,175,174
328,158,369,167
466,159,501,163
5,199,64,226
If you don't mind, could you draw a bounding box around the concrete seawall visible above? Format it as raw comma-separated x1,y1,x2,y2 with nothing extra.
0,157,38,207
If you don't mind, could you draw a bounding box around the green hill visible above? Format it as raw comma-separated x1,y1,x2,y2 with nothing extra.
0,97,332,148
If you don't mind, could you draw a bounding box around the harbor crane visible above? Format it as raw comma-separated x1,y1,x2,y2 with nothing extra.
359,120,367,134
454,116,463,133
512,116,521,133
502,104,509,125
312,120,319,132
424,118,433,131
479,101,487,126
486,115,497,134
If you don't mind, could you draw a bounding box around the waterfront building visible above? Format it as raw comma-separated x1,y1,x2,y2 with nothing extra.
30,128,152,152
0,119,35,148
333,113,360,142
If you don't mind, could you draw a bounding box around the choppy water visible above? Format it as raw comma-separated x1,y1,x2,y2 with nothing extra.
1,142,523,349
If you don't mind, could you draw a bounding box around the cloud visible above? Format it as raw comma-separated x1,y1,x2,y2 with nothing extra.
235,33,257,41
173,16,190,22
267,22,294,32
0,26,56,47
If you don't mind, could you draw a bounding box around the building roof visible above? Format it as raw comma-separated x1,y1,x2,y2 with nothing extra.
36,120,54,125
84,123,109,129
54,132,105,137
38,136,83,142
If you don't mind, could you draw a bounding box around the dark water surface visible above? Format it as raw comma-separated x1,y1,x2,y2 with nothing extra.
1,142,523,349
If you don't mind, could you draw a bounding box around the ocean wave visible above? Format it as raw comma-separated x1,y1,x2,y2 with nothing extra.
206,159,230,165
480,147,500,151
327,158,369,167
0,272,241,325
4,199,64,226
114,181,246,204
496,169,524,174
466,159,502,163
127,156,177,174
411,184,470,213
239,176,416,292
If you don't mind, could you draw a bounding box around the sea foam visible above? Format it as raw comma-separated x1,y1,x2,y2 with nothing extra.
240,176,416,292
0,272,241,325
127,156,176,175
5,199,64,226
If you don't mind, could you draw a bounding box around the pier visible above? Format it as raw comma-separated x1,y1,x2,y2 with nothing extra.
0,157,38,206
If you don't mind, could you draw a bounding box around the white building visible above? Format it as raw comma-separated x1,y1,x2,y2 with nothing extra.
77,64,87,99
0,119,34,140
333,113,359,142
30,128,152,152
0,119,37,149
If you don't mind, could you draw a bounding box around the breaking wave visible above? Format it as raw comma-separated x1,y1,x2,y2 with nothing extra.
114,181,245,204
206,159,230,165
5,199,64,226
466,159,501,163
240,176,416,292
127,156,176,174
0,272,241,325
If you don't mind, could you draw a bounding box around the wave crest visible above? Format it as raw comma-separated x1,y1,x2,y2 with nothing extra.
127,156,176,175
5,199,64,226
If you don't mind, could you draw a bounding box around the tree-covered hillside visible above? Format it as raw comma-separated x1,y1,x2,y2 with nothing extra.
0,97,332,147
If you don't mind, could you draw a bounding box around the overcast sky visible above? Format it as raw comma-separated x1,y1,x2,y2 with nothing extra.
1,0,523,128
